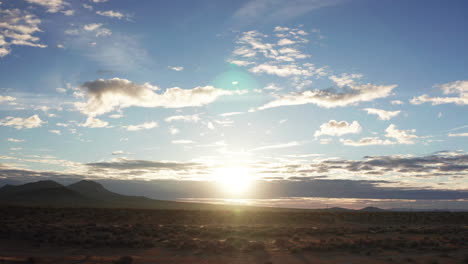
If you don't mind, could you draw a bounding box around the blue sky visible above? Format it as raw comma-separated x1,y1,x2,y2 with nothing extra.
0,0,467,209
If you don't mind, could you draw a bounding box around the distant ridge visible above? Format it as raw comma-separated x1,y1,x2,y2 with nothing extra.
0,180,295,211
359,206,387,212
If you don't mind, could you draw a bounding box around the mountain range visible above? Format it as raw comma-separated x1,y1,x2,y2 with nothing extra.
0,180,230,210
4,180,448,211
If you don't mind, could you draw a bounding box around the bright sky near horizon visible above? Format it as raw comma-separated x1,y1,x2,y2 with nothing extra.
0,0,467,209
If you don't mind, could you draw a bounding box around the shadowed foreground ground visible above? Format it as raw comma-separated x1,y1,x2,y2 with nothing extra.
0,207,467,264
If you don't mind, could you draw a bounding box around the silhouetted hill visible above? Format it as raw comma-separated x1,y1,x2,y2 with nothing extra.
0,180,298,211
0,180,63,197
0,180,92,207
359,206,386,212
320,207,354,212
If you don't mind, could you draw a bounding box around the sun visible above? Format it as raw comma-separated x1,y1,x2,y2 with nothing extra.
212,167,253,194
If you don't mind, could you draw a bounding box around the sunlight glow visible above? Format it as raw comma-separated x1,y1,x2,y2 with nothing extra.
212,167,253,194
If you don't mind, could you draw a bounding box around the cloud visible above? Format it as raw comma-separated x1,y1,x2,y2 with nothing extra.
168,126,179,135
0,95,15,103
56,87,67,93
25,0,68,13
1,150,467,202
277,38,295,46
411,80,468,105
341,137,393,146
86,158,202,171
250,63,313,77
172,139,195,144
0,8,46,57
75,78,243,116
108,113,123,119
0,115,43,129
124,121,158,131
228,60,254,66
82,23,112,37
363,108,401,120
80,116,109,128
168,66,184,71
96,10,125,19
252,141,300,151
165,114,200,123
448,132,468,137
258,83,397,110
2,151,467,201
341,124,418,146
6,138,24,143
220,112,243,117
391,100,404,105
314,120,361,137
49,129,61,135
61,9,74,16
385,124,417,144
231,0,343,27
112,150,125,155
329,73,363,87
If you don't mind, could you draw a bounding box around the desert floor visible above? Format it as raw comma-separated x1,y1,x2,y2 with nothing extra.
0,207,467,264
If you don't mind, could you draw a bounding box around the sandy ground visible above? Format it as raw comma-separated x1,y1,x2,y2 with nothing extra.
1,240,467,264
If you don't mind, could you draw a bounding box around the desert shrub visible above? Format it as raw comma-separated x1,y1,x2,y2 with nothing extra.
113,256,133,264
244,241,265,252
25,257,36,264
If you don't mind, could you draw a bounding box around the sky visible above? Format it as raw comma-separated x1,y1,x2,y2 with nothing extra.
0,0,467,209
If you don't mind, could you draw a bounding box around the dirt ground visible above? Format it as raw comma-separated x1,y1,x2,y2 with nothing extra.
0,207,467,264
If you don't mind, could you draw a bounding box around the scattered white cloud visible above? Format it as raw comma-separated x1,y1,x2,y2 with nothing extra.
0,8,46,57
329,73,363,88
168,126,180,135
168,66,184,71
448,132,468,137
232,0,343,26
83,4,93,10
341,137,393,146
253,141,300,151
80,116,109,128
263,83,282,91
6,138,24,143
0,95,15,103
108,113,123,119
0,115,43,129
112,150,125,155
385,124,417,144
76,78,244,116
125,121,158,131
258,83,397,110
411,80,468,105
56,87,67,93
165,114,200,123
250,63,313,77
172,139,195,144
96,10,125,19
49,129,61,135
25,0,68,13
391,100,404,105
61,9,74,16
91,0,108,3
363,108,401,120
228,60,254,66
220,112,243,117
314,120,361,137
83,23,112,37
341,124,418,146
277,38,295,46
